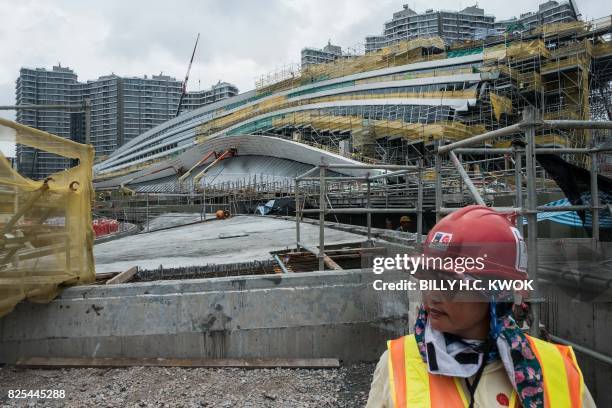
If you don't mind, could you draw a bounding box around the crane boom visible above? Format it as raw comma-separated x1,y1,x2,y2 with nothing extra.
176,33,200,117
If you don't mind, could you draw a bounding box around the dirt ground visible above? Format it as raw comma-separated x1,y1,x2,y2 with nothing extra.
0,363,376,407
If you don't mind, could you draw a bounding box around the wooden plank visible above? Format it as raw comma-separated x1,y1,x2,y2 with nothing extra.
15,357,340,369
106,266,138,285
323,255,343,270
95,271,120,281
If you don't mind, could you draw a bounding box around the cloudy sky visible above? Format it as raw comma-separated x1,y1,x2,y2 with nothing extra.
0,0,606,126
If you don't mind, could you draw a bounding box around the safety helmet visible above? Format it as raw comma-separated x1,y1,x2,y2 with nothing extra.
400,215,411,223
422,205,528,281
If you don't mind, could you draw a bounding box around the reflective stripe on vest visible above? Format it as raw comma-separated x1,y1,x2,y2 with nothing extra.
526,335,584,408
387,334,469,407
387,334,582,408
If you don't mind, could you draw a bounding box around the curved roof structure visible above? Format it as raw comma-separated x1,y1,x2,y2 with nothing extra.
95,51,485,178
95,134,371,191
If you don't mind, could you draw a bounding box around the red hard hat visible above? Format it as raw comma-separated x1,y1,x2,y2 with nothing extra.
422,205,528,281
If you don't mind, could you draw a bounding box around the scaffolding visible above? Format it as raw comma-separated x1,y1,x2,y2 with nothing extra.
100,18,612,192
205,21,609,169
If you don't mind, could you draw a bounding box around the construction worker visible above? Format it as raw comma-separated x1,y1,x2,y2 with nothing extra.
397,215,411,232
367,205,595,407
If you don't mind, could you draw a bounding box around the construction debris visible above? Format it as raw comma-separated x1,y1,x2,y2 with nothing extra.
0,363,375,407
135,261,276,281
106,266,138,285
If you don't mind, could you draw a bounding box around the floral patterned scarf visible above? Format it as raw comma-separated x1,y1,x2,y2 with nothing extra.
414,305,544,407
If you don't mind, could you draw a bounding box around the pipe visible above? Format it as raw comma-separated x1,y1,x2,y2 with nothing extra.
326,164,418,170
438,206,521,214
319,162,326,271
449,151,486,206
514,146,524,236
435,148,443,222
549,335,612,366
366,173,371,241
437,123,522,154
535,148,592,154
542,120,612,130
295,179,301,251
590,151,600,243
273,254,290,274
300,176,365,181
524,107,540,337
453,148,513,154
416,159,424,244
295,166,320,181
536,205,592,212
369,169,413,180
301,208,419,214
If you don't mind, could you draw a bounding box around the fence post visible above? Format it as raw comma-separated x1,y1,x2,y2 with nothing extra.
146,193,150,233
296,179,301,250
590,150,600,244
318,161,326,271
514,144,524,235
523,107,539,337
366,173,371,242
417,159,424,244
435,148,442,222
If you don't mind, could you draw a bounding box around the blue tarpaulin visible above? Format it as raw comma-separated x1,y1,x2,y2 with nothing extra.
525,196,612,228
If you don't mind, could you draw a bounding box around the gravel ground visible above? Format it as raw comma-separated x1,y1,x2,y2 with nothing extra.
0,363,375,407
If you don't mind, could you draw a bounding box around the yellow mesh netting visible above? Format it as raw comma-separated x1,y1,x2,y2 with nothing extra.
531,20,587,37
490,93,513,121
270,112,485,142
0,118,95,318
257,36,447,94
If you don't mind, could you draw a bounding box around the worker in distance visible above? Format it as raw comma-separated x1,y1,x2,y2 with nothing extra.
397,215,411,232
367,205,595,407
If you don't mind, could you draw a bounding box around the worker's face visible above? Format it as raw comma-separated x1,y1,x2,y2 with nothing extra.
422,291,489,339
400,221,409,227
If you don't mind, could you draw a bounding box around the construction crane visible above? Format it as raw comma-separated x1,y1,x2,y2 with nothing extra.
176,33,200,117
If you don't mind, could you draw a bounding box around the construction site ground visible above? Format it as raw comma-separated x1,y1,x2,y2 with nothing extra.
0,363,375,407
94,215,365,273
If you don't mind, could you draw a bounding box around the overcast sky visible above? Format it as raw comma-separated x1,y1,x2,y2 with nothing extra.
0,0,608,126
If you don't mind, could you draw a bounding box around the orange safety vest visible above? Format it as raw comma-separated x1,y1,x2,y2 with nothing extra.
387,334,584,408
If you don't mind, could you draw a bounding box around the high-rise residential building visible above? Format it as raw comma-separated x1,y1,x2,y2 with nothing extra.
117,75,182,153
180,81,239,113
301,41,346,68
15,66,238,179
364,1,579,53
495,1,579,35
15,65,80,179
75,74,184,160
365,5,495,53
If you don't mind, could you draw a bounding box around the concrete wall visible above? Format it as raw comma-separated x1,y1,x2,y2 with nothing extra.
0,270,413,364
540,285,612,408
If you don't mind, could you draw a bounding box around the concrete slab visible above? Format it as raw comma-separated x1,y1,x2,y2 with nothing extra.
143,212,208,232
94,215,365,273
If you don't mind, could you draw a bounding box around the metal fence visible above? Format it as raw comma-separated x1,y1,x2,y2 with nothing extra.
295,107,612,362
